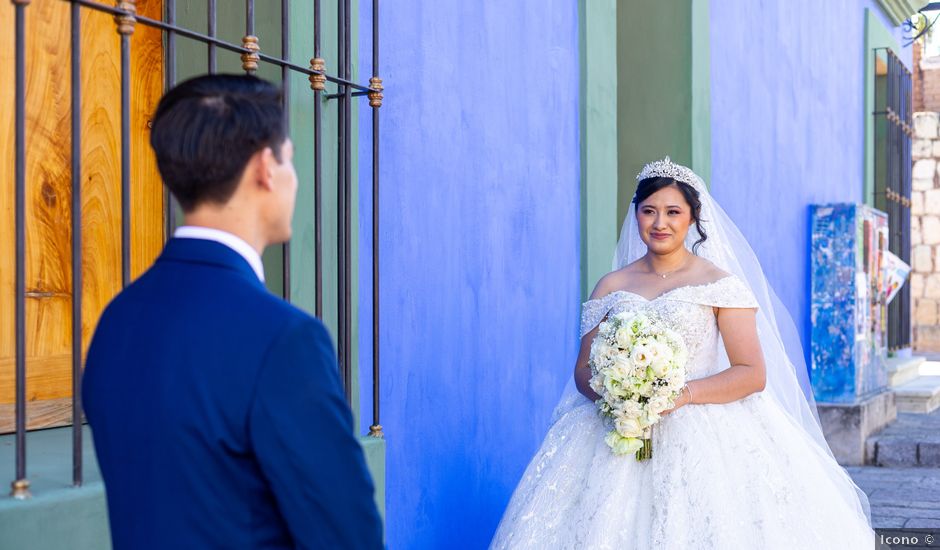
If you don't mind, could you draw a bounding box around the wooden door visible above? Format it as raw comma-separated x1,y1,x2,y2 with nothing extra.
1,0,165,432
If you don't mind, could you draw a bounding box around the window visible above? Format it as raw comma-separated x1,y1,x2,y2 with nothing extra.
873,47,914,351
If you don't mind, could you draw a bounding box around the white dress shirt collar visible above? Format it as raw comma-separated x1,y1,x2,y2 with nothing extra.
173,226,265,283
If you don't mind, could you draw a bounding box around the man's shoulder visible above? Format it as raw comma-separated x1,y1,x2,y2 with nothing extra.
213,284,330,352
253,308,337,394
98,260,325,342
267,306,332,350
249,286,321,324
244,292,332,356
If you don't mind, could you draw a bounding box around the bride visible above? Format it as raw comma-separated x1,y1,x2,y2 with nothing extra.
490,158,875,549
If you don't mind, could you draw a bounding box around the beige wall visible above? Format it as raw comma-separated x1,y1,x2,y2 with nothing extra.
911,112,940,352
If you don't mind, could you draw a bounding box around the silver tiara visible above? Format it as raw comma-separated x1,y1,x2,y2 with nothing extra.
635,156,702,189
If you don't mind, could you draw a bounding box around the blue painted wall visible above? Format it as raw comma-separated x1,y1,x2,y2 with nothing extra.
709,1,910,363
359,2,580,547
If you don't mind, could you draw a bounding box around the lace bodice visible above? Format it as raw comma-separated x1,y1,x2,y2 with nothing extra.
580,275,759,379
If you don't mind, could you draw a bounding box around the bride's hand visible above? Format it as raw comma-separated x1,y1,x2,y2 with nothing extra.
660,385,692,416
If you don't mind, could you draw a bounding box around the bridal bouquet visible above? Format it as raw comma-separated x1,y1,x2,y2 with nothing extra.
588,311,689,460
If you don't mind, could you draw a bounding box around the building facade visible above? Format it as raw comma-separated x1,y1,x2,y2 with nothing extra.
369,1,918,548
0,0,924,549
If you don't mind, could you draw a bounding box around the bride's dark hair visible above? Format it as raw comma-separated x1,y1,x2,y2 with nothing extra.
633,176,708,255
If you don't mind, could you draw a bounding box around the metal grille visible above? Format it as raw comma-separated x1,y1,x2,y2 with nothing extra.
873,47,914,352
8,0,383,499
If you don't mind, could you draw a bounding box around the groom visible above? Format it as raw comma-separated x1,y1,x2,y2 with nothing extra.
82,74,382,549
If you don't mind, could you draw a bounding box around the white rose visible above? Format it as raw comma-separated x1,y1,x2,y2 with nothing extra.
631,343,653,368
614,327,632,349
665,368,686,388
593,342,615,365
614,415,644,438
616,400,642,418
647,395,672,416
605,431,645,455
639,408,658,427
632,363,648,379
654,340,673,361
590,338,605,354
649,355,670,378
603,375,629,398
601,369,628,396
612,353,633,373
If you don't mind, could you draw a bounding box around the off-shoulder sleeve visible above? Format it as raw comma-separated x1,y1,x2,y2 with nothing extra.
675,275,760,309
580,295,614,338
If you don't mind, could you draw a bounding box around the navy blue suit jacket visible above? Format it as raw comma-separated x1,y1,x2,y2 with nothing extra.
83,238,382,549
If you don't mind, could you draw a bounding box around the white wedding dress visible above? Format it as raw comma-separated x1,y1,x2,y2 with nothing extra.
490,275,875,549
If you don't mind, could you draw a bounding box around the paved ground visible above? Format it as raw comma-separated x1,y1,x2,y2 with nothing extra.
867,409,940,467
843,360,940,535
846,465,940,529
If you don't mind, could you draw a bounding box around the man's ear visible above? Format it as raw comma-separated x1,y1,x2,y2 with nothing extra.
253,147,276,191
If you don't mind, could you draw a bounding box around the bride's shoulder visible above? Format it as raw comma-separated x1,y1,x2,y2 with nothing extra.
690,256,733,283
684,259,758,308
588,265,638,301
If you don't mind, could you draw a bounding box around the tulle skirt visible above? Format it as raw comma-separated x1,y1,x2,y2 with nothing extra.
490,391,875,549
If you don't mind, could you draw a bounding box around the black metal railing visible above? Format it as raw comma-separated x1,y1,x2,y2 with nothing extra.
874,47,914,352
9,0,383,499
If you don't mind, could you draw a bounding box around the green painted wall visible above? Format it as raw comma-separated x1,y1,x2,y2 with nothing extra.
876,0,929,26
581,0,710,293
0,485,110,549
173,1,361,414
0,426,383,548
0,428,110,550
579,0,619,299
174,0,383,520
280,0,362,424
359,436,385,526
174,1,361,424
691,0,711,181
616,0,711,226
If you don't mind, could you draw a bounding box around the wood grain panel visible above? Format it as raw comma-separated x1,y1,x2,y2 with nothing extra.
0,398,82,433
0,0,164,434
130,0,166,279
0,352,82,402
0,3,18,412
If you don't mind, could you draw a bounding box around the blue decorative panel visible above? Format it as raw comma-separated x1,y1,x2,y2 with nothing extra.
810,204,888,403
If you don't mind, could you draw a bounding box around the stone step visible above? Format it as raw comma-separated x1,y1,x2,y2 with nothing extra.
887,356,926,387
893,375,940,414
922,360,940,376
866,409,940,467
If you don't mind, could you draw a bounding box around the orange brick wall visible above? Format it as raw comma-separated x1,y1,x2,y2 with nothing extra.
913,40,940,113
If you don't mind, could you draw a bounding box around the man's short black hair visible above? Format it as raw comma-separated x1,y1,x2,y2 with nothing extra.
150,74,286,211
